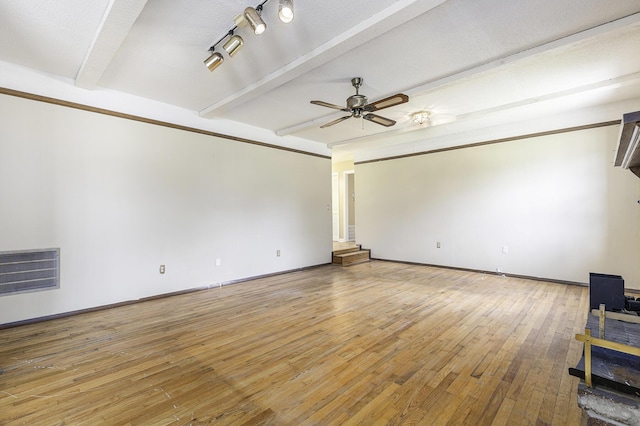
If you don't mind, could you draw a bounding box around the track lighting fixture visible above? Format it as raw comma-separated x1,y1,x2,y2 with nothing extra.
223,34,244,57
204,51,224,71
204,0,294,72
278,0,294,23
244,6,266,35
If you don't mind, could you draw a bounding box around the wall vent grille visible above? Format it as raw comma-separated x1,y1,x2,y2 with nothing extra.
0,249,60,296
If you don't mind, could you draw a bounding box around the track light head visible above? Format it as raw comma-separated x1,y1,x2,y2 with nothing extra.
223,34,244,57
278,0,294,23
244,6,266,35
204,50,224,71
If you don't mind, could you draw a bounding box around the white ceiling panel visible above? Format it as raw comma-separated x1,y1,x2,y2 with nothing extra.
0,0,111,78
0,0,638,161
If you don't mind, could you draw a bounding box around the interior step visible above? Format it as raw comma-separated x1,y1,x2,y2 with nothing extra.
332,245,371,266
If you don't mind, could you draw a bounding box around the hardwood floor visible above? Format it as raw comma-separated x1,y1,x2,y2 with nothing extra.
0,261,588,425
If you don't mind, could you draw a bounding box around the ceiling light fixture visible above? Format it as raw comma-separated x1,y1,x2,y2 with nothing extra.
204,0,294,72
278,0,294,23
204,51,224,71
244,6,267,35
412,111,431,125
223,33,244,57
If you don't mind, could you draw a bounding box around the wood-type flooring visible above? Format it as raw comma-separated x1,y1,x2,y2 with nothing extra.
0,261,588,425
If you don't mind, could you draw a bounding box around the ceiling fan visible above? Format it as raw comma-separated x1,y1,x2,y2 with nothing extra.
310,77,409,128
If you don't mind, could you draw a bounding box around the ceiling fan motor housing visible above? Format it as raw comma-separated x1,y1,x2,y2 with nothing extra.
347,94,367,116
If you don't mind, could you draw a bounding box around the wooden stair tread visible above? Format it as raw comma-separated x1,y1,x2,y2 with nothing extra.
334,250,370,258
332,245,362,256
332,246,370,266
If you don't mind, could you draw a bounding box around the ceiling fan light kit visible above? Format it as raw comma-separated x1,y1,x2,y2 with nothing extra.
412,111,431,125
205,0,294,72
311,77,409,128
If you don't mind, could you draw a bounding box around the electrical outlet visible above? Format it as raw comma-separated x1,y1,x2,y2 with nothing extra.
437,241,441,248
159,265,165,274
277,249,281,257
502,245,509,254
215,258,221,266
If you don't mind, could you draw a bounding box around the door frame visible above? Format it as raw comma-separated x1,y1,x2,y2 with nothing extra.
331,172,339,241
343,170,355,242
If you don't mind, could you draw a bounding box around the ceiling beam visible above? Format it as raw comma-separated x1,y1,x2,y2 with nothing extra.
326,71,640,148
199,0,447,119
75,0,148,89
277,12,640,138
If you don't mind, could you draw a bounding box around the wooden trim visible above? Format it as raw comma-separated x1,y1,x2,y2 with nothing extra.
590,309,640,324
576,330,640,389
356,121,620,165
0,87,331,160
582,329,593,387
372,257,586,287
0,262,330,330
219,262,331,286
0,287,206,330
626,288,640,296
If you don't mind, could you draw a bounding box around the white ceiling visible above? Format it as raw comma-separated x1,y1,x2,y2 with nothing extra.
1,0,639,162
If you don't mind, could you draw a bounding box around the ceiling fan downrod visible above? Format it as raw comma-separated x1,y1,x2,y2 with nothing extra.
351,77,363,93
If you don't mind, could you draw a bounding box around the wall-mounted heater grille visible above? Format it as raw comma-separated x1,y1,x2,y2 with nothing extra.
0,248,60,296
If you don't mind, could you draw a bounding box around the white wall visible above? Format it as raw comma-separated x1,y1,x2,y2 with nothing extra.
0,94,332,324
356,126,640,289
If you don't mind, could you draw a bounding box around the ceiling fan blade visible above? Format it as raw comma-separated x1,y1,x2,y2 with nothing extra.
311,100,348,111
363,113,396,127
364,93,409,112
320,115,352,128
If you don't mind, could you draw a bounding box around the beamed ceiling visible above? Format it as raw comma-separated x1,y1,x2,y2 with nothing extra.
1,0,639,161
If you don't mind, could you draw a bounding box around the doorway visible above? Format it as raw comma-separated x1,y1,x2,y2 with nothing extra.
332,172,339,241
331,159,355,245
344,170,355,242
